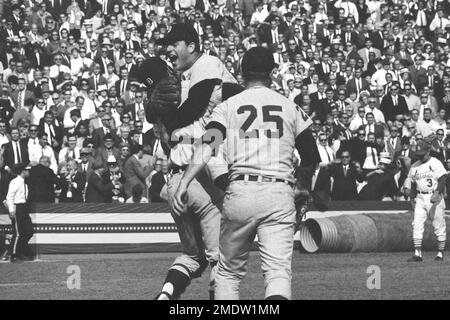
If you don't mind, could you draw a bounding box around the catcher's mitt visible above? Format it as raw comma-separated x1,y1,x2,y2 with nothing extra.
146,68,181,123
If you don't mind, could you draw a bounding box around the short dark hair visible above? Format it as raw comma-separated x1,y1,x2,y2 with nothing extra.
130,143,143,155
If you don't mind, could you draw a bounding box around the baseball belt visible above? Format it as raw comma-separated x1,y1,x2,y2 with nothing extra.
232,174,295,187
418,191,434,194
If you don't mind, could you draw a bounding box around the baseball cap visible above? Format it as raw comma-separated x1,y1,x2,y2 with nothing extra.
415,141,431,155
156,23,199,47
136,57,168,89
241,47,275,76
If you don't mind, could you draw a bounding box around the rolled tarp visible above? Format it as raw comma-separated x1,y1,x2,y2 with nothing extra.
299,212,450,253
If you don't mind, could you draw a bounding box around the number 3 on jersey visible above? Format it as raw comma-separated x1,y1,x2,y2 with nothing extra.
238,105,284,139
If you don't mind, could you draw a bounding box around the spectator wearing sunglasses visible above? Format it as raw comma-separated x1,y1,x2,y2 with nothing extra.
329,150,364,201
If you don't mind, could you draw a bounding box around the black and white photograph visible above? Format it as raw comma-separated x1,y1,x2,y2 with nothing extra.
0,0,450,308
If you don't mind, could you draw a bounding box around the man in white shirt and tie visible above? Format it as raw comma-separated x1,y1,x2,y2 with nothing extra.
6,164,33,262
317,133,335,166
429,7,449,32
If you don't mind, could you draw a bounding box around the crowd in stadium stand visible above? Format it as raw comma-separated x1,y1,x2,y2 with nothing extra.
0,0,450,204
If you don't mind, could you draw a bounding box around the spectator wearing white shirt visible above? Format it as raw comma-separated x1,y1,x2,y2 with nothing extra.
69,47,84,79
350,106,368,132
59,134,81,164
0,120,10,146
106,63,120,88
82,88,98,120
28,132,58,174
429,8,449,32
49,54,71,79
416,108,435,138
317,133,335,166
371,60,392,87
250,3,269,25
334,0,359,24
403,83,420,111
31,98,47,125
364,96,385,124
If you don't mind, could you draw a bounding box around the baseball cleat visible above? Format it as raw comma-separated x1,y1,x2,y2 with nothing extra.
434,256,444,261
154,291,172,300
407,255,423,262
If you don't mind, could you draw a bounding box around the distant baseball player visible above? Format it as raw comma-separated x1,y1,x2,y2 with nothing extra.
142,24,239,300
405,141,447,262
172,47,320,300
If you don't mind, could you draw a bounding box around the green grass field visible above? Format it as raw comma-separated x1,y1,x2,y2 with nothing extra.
0,251,449,300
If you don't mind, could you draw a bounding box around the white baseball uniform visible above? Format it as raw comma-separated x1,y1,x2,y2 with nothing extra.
209,86,312,299
406,157,447,246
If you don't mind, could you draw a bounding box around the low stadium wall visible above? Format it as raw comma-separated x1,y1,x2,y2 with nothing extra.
0,202,448,254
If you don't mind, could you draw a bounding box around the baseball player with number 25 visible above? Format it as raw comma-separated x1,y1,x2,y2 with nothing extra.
405,141,448,262
172,47,320,300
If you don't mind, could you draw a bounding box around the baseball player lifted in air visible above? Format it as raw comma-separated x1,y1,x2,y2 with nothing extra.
141,23,239,300
405,141,448,262
173,47,320,300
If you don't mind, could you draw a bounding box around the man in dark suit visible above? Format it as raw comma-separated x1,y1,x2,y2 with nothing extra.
115,67,130,97
85,161,115,203
359,112,385,139
10,78,35,110
295,164,331,210
205,5,225,37
94,45,114,75
123,144,152,198
0,20,19,42
124,90,147,121
88,63,108,92
385,126,402,159
408,56,427,92
346,68,369,95
38,111,64,150
314,88,335,122
59,161,86,203
94,133,121,167
370,29,384,51
425,65,444,98
28,156,61,203
315,54,331,81
1,127,29,172
358,158,398,200
78,148,95,185
342,24,358,45
329,150,365,200
121,29,141,54
380,84,409,123
92,115,120,147
149,159,170,202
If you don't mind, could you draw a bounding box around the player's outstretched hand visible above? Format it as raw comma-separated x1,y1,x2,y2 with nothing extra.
172,185,188,216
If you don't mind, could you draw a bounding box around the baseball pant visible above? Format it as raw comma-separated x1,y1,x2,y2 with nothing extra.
215,181,296,300
413,194,446,243
10,204,34,258
166,170,221,288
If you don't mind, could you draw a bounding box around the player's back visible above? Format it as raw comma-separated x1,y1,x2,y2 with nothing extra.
217,86,311,181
